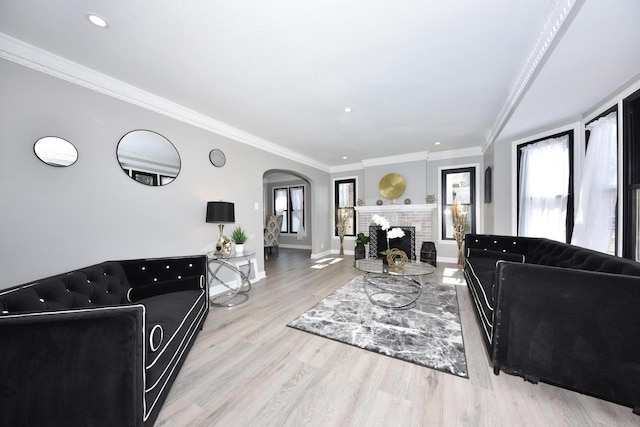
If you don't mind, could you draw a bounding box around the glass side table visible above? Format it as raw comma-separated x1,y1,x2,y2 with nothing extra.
353,258,435,309
207,251,255,307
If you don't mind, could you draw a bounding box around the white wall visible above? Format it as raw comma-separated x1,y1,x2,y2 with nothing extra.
363,160,427,206
330,161,429,255
330,154,486,262
0,59,330,288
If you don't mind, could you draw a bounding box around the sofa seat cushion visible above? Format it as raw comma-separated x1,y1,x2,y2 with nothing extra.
138,289,208,417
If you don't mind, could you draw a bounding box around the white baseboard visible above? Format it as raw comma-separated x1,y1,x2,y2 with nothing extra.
330,249,353,255
279,244,312,250
310,250,332,259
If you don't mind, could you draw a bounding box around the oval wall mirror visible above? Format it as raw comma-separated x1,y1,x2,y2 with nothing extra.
117,130,181,186
209,149,226,167
34,136,78,167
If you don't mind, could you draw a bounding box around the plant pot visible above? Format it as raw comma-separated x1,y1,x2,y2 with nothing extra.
235,243,245,254
354,243,366,260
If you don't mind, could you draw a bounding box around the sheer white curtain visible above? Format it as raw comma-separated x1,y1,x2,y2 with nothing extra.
338,184,351,207
290,187,306,240
518,135,570,241
274,189,287,232
571,112,617,253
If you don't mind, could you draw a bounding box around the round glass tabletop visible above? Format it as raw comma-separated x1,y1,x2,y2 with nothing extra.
207,251,255,260
354,258,435,276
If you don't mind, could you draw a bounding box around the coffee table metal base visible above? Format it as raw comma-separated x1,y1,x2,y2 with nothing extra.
363,272,423,309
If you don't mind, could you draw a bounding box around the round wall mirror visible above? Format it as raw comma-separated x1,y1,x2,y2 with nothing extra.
34,136,78,167
209,149,226,167
117,130,181,186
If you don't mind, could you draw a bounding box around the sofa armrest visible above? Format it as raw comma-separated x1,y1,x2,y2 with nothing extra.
493,262,640,409
0,305,145,426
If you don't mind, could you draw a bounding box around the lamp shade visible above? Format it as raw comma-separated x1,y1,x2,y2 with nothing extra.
206,201,235,223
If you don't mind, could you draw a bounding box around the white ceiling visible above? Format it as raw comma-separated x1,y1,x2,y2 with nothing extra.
1,0,639,169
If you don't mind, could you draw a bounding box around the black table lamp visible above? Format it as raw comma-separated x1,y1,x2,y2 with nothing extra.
206,201,235,255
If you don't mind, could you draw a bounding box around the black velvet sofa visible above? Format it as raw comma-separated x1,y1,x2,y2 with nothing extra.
0,255,209,426
463,234,640,414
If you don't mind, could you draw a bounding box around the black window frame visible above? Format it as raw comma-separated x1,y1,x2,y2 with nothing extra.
441,167,476,241
516,130,574,243
623,88,640,259
334,178,357,237
273,185,305,234
273,187,289,233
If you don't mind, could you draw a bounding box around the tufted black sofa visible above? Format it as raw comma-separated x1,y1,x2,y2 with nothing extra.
0,255,209,426
463,234,640,414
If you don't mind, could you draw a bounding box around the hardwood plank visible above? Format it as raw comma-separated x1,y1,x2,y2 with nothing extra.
155,249,638,426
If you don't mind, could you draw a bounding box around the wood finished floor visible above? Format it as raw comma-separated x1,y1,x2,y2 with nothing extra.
155,249,638,427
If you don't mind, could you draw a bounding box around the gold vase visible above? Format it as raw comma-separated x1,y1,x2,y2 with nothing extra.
455,236,464,266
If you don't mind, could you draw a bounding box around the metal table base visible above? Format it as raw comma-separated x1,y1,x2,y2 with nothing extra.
207,252,254,307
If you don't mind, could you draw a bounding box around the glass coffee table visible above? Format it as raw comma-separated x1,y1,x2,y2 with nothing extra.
354,258,435,309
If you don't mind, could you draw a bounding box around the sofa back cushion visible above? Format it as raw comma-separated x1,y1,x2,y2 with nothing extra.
0,262,131,315
525,239,640,276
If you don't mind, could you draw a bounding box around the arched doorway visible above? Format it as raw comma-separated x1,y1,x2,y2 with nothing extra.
263,170,313,260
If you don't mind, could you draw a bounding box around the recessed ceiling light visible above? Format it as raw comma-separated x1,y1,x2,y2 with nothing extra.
342,156,348,160
343,107,352,113
435,141,441,145
86,13,109,28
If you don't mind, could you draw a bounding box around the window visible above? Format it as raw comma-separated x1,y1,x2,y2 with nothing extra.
334,178,356,237
273,188,289,233
623,88,640,260
517,131,574,243
441,167,476,240
290,186,305,235
273,186,305,234
572,110,617,254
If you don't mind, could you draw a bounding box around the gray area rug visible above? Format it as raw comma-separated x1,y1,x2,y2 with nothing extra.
287,275,468,378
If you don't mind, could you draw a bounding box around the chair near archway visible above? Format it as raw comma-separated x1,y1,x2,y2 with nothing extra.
264,215,283,259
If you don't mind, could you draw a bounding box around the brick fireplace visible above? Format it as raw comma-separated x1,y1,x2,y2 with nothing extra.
354,204,437,258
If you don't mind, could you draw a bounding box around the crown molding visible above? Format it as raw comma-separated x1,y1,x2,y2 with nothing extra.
0,33,331,172
485,0,585,148
329,162,364,174
360,151,429,168
330,146,483,171
427,146,482,161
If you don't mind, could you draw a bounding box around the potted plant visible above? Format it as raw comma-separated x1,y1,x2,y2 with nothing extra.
354,232,369,260
231,226,248,253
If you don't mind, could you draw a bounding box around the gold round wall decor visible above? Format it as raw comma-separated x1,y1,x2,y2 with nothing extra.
379,173,406,200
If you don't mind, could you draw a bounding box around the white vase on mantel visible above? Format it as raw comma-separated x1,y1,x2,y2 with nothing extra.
235,243,245,254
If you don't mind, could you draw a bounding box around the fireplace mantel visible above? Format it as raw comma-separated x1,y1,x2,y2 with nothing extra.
355,204,438,258
355,204,436,213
